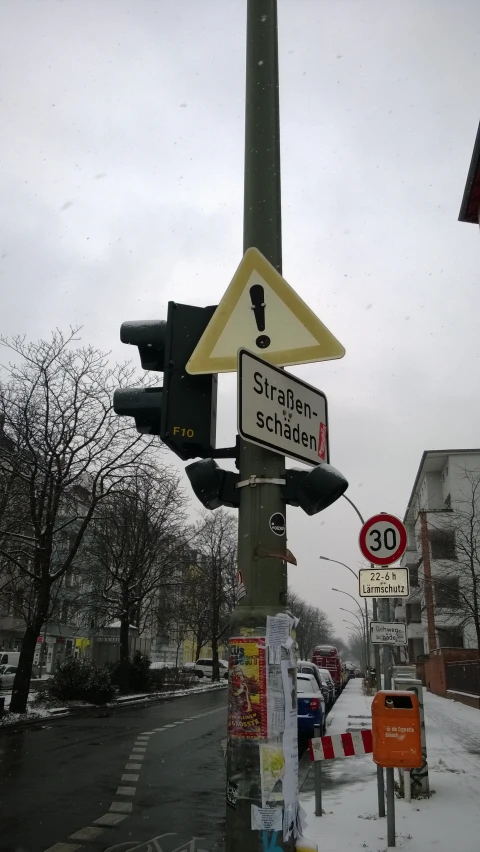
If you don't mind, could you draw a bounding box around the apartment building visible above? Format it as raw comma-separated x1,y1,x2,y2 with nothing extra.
399,449,480,661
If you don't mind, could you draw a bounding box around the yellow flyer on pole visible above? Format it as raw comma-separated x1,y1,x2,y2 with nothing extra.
228,637,267,739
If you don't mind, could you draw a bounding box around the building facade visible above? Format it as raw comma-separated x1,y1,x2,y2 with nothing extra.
400,449,480,661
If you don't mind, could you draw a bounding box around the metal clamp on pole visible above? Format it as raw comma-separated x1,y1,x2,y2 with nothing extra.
236,475,286,489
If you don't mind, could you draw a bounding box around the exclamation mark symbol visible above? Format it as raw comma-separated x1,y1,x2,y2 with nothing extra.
249,284,271,349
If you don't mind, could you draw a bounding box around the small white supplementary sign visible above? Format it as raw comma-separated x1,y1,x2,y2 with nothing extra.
251,805,283,831
358,567,410,598
370,621,407,645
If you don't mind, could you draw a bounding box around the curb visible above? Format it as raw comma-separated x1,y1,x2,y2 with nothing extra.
0,681,227,734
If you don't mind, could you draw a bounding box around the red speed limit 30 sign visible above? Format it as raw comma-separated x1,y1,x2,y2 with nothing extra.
359,513,407,566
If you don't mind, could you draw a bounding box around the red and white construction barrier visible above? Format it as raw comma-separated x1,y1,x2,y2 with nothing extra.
309,729,373,761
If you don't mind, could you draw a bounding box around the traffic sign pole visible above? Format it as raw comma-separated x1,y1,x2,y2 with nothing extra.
226,4,295,851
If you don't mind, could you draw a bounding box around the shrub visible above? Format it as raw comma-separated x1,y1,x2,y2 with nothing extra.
41,657,114,705
110,652,152,694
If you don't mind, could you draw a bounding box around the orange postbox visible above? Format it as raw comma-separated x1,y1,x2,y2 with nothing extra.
371,690,422,768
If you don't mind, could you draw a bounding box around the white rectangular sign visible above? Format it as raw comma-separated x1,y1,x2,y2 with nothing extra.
358,567,410,598
238,349,328,467
370,621,407,645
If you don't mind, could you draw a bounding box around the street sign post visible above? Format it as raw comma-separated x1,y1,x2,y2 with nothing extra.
186,246,345,375
370,621,407,645
238,348,328,466
359,513,407,566
359,567,410,598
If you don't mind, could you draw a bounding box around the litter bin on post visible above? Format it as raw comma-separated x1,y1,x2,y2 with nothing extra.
372,690,422,769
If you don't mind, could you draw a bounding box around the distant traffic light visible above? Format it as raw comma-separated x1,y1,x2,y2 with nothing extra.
114,303,218,460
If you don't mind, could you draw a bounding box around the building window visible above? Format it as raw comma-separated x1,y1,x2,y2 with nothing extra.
409,565,419,587
437,628,462,648
429,529,456,560
434,577,460,608
406,603,421,623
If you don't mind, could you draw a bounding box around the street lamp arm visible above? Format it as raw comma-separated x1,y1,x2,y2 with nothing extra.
319,556,358,580
342,494,365,525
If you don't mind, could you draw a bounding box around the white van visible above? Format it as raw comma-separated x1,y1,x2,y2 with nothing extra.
0,651,20,667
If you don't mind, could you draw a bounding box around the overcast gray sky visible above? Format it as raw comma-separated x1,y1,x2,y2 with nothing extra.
1,0,479,642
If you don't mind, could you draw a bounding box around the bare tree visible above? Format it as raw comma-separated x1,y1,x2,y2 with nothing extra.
190,510,237,680
423,470,480,649
287,590,334,659
0,329,153,712
85,464,187,691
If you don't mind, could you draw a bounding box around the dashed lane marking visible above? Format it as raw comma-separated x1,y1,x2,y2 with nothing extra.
43,701,225,850
94,813,128,827
110,801,132,814
69,826,105,842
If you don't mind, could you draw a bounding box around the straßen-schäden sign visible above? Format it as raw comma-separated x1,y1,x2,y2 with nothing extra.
238,349,328,467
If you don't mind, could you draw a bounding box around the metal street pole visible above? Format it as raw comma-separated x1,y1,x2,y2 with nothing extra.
381,598,395,845
320,551,383,814
226,3,295,850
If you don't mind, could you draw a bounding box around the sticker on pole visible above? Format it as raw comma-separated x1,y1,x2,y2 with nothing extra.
358,513,407,566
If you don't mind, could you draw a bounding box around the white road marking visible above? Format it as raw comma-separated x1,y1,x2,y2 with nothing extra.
140,731,156,734
129,753,144,761
153,727,166,731
110,801,132,814
163,723,177,728
122,773,139,782
43,844,82,852
69,826,104,841
132,747,147,752
116,786,136,796
93,813,128,827
126,762,142,770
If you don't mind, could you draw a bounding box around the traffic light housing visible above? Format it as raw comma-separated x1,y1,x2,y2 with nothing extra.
114,303,218,460
185,459,240,510
282,463,348,516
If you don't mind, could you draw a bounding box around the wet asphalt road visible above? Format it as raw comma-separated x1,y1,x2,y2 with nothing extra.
0,688,227,852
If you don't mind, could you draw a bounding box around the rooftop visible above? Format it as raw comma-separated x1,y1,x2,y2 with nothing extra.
403,448,480,524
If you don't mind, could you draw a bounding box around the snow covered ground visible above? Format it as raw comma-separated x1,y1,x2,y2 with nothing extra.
0,680,227,727
300,679,480,851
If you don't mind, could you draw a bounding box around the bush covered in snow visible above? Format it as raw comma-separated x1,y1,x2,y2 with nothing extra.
36,657,114,705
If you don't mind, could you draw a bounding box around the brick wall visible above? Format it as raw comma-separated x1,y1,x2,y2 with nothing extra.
424,648,480,697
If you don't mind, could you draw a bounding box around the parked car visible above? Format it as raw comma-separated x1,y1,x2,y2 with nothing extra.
297,672,325,739
298,661,331,711
314,666,336,708
0,665,17,690
0,652,20,667
193,658,229,680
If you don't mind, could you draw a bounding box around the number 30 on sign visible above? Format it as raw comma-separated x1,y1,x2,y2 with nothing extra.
358,513,407,566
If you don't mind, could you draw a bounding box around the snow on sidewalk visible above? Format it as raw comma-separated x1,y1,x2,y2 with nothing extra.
301,679,480,851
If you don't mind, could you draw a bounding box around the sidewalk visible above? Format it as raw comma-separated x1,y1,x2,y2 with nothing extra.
300,679,480,851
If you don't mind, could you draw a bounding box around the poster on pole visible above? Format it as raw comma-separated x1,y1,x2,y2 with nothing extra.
228,637,267,739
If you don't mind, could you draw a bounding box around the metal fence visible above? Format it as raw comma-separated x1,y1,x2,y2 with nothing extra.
446,660,480,696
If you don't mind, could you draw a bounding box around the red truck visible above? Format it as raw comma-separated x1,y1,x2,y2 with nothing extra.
311,645,343,697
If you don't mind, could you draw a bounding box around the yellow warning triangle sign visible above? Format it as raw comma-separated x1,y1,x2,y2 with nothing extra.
186,248,345,374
